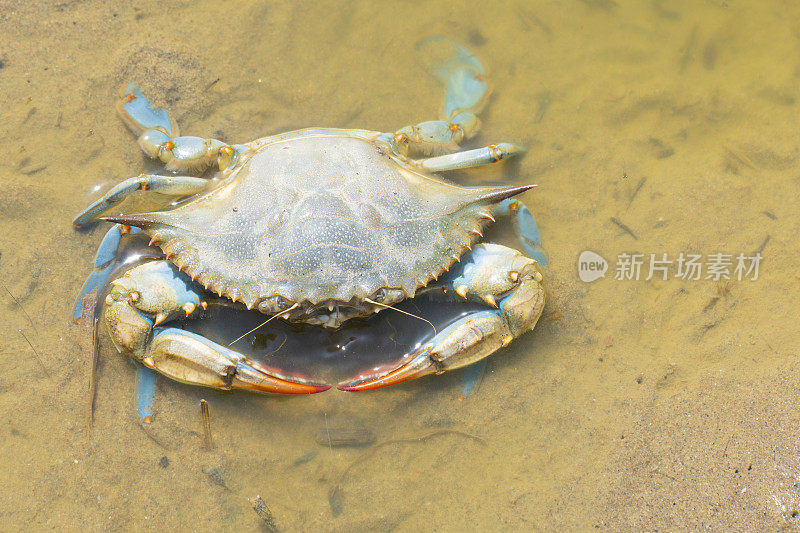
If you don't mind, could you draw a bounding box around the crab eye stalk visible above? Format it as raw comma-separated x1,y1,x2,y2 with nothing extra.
391,132,410,156
257,295,294,315
217,145,236,169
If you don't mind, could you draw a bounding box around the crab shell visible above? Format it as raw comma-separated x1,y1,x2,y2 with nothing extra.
110,130,530,325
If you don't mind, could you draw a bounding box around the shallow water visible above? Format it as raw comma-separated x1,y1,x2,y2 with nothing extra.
2,1,799,530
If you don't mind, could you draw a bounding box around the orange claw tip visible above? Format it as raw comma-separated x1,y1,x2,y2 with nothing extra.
235,377,331,395
275,381,331,394
337,358,433,392
233,363,330,394
337,380,386,392
307,383,333,393
337,372,413,392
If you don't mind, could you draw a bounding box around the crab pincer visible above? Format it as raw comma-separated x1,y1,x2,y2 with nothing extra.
104,261,328,394
145,328,329,394
339,244,545,391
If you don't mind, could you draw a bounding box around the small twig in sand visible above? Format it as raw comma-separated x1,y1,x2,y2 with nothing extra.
18,329,50,378
1,281,38,334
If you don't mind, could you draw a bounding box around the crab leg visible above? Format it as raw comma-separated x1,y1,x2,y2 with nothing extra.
388,115,481,157
386,36,489,157
417,35,490,120
494,198,548,265
136,366,158,424
73,174,209,227
73,223,143,322
118,83,249,173
75,83,251,226
338,244,544,391
105,260,329,394
415,143,525,172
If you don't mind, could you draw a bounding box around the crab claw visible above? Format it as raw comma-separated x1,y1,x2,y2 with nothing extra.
337,349,438,391
233,359,331,395
337,310,506,391
147,328,330,394
338,254,546,392
337,309,508,392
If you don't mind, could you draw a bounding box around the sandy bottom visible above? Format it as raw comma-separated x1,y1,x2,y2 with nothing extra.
1,0,799,530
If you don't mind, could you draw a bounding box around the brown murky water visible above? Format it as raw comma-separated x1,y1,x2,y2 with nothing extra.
2,1,799,530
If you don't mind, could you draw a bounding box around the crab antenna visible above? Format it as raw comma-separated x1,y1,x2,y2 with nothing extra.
228,303,300,347
363,298,437,336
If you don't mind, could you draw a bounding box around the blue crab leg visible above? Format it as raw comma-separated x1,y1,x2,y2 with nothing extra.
118,82,248,173
73,223,143,322
73,174,209,227
494,198,548,266
388,114,480,157
388,36,489,157
136,366,157,424
459,360,486,399
416,35,489,119
338,244,545,391
118,83,178,137
105,260,329,394
416,143,524,172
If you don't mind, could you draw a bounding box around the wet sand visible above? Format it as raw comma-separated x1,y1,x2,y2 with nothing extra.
1,0,799,529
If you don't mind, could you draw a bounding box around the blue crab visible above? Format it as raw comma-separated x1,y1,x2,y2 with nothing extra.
73,37,546,395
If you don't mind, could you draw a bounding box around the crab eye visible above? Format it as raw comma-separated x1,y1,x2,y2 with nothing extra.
374,289,387,302
391,133,410,156
274,296,292,310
